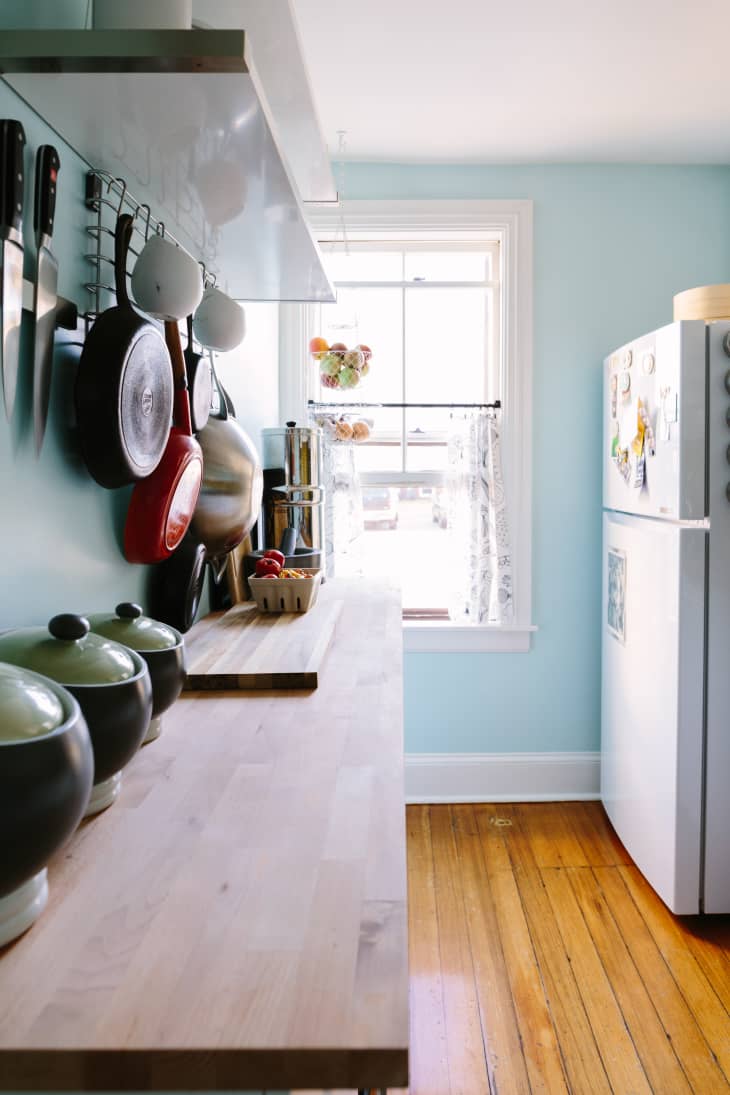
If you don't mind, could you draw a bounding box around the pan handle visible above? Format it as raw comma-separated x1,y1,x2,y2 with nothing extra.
114,214,134,308
208,350,229,421
208,555,228,585
165,320,194,436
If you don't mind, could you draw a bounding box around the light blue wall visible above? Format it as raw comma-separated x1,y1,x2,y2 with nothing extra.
0,81,277,630
338,162,730,753
0,1,89,28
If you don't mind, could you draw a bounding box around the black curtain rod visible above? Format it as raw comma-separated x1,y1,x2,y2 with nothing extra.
308,399,501,410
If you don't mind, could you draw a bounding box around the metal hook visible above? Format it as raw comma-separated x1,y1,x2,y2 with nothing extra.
112,178,127,218
198,260,207,290
137,203,152,242
157,221,165,238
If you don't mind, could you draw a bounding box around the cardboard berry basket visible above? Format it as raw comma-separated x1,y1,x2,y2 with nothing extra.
248,568,322,613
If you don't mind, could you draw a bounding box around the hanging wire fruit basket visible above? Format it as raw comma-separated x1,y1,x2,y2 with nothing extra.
309,337,373,391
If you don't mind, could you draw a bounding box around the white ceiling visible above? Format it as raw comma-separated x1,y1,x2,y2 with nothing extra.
293,0,730,163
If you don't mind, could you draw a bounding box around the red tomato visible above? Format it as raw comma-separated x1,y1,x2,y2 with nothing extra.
255,557,281,578
263,549,286,567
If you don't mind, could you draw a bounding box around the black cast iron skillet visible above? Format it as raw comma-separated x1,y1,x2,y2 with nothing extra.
75,214,174,488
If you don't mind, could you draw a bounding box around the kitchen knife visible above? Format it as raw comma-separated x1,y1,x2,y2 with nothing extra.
32,144,60,455
0,120,26,421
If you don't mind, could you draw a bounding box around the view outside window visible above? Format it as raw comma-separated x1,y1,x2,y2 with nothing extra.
312,244,499,615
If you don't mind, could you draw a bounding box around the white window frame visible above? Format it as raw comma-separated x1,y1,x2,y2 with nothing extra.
280,199,535,653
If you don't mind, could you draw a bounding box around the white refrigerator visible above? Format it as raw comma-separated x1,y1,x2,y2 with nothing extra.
601,319,730,914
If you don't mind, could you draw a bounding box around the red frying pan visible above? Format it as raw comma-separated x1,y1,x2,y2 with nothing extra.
124,321,203,564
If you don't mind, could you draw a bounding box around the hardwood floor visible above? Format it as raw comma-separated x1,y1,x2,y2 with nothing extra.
404,802,730,1095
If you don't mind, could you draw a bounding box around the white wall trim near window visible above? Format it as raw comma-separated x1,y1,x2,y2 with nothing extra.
404,622,538,653
282,199,535,649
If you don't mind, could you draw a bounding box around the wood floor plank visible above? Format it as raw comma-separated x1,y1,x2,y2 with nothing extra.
484,806,612,1095
471,808,569,1094
468,803,513,875
568,867,694,1094
487,868,569,1094
680,916,730,1014
613,865,730,1086
511,803,590,869
429,806,491,1094
406,806,450,1095
450,806,531,1095
541,867,652,1095
595,867,730,1090
558,802,632,867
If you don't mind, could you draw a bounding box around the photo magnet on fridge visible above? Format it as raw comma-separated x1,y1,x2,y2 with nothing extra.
607,547,626,643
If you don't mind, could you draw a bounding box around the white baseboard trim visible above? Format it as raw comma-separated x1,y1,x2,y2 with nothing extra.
405,751,601,803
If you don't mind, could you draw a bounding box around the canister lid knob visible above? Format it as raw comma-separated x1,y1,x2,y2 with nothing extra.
116,603,143,619
48,614,90,641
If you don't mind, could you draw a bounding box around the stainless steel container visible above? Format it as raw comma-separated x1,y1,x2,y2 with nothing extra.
262,423,322,488
266,486,325,555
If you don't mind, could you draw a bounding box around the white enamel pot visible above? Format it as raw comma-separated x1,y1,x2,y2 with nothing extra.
193,288,246,352
131,235,203,322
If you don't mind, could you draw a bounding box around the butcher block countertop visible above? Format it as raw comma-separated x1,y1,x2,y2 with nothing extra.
0,579,408,1093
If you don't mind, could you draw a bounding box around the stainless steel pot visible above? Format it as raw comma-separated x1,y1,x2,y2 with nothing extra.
262,423,322,487
190,389,263,559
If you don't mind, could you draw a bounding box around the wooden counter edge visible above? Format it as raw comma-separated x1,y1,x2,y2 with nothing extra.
0,1046,409,1090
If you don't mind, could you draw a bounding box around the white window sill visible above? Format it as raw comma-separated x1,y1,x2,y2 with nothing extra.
403,622,537,653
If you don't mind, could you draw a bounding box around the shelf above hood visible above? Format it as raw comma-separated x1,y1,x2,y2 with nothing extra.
0,29,335,302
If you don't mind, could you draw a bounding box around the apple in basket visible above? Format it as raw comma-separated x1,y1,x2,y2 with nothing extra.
309,336,329,360
254,557,281,578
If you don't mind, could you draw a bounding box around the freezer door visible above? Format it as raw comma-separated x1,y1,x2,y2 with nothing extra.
703,320,730,912
601,511,706,914
603,321,706,520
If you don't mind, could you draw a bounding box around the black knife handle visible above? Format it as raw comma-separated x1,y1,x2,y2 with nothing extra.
1,120,26,233
34,145,60,244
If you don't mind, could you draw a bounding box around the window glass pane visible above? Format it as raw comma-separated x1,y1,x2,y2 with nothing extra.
404,250,491,282
316,287,403,407
353,407,403,474
353,484,452,613
405,408,449,473
322,249,403,282
404,287,488,405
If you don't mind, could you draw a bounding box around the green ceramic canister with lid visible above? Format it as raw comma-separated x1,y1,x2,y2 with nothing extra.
0,662,93,946
0,614,152,815
87,603,185,743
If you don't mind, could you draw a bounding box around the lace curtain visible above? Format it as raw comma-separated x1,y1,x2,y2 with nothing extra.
446,409,514,624
320,429,363,578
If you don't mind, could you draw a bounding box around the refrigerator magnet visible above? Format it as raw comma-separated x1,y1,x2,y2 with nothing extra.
607,547,626,643
619,371,631,398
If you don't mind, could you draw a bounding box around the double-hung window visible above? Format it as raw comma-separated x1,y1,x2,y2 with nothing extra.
280,201,535,651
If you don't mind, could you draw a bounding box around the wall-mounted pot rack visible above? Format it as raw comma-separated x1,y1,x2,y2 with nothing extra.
84,168,216,330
